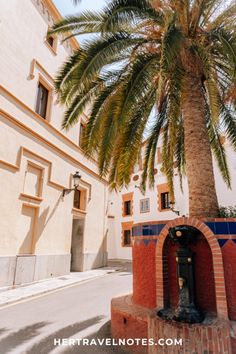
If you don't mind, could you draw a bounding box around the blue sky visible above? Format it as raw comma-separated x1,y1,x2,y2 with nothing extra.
53,0,107,43
53,0,155,134
54,0,106,16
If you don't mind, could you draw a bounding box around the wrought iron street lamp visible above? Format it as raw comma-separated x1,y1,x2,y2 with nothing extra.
169,201,180,216
62,171,82,197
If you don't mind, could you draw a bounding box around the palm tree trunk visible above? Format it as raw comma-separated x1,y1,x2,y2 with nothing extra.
182,75,219,218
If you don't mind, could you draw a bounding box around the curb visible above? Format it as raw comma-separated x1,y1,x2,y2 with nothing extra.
0,269,123,309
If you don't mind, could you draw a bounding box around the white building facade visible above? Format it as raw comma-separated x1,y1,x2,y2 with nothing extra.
108,140,236,260
1,0,236,288
0,0,109,288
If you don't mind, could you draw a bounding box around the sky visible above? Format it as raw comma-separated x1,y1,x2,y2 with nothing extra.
53,0,155,133
54,0,106,16
53,0,107,43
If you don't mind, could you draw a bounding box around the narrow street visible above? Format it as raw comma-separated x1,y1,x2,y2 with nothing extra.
0,269,132,354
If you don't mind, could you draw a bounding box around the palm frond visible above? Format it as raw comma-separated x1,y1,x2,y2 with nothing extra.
141,99,168,189
52,0,236,197
206,102,231,187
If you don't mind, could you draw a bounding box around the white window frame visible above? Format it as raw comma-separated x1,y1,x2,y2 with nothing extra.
140,198,150,213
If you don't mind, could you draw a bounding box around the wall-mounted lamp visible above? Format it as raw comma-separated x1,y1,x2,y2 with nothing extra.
62,171,82,197
169,201,180,216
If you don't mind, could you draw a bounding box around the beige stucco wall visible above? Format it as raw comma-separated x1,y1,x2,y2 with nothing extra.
0,0,108,286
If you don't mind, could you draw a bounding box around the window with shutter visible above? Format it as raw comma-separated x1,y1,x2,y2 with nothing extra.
36,83,49,119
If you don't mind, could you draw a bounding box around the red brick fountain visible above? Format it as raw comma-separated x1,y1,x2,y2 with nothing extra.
111,217,236,353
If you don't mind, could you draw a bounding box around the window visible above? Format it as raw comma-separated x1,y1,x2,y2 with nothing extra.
161,192,170,209
73,189,81,210
47,36,54,48
123,230,131,246
79,123,85,148
122,222,133,247
124,200,131,216
36,82,49,118
45,29,58,54
73,188,87,211
122,193,133,217
140,198,150,213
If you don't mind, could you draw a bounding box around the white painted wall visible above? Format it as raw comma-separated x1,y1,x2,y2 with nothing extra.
108,140,236,261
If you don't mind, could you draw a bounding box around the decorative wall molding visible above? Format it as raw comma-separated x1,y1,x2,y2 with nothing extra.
29,59,54,82
0,84,91,161
0,145,66,190
31,0,79,54
0,86,106,183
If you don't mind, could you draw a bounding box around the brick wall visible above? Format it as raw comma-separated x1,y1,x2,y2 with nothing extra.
132,241,156,309
149,316,232,354
123,217,236,353
222,240,236,320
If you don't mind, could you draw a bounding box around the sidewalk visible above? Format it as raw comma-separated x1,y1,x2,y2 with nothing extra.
0,266,123,308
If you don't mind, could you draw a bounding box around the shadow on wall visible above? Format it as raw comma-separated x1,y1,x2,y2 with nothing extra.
19,194,62,253
90,232,108,270
74,227,108,271
35,194,62,242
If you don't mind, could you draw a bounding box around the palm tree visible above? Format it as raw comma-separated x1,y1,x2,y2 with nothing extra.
50,0,236,218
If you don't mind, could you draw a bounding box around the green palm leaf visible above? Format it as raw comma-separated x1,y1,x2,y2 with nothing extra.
51,0,236,217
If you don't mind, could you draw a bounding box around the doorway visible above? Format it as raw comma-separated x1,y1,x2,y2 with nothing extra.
71,217,85,271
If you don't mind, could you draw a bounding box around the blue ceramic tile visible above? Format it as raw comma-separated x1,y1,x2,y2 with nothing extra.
232,239,236,244
153,239,158,245
142,225,152,236
228,222,236,234
132,227,136,236
149,225,155,235
205,222,216,234
151,225,158,235
132,226,142,236
133,223,166,236
215,222,229,234
218,239,228,247
137,225,142,235
143,239,150,246
157,224,166,234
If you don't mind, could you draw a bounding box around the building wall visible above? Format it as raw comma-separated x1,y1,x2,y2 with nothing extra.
0,0,108,287
108,139,236,261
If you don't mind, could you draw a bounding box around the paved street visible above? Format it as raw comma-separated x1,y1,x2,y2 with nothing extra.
0,269,132,354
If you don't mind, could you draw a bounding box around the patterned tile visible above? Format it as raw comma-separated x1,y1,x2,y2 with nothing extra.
215,222,229,234
143,239,150,246
218,239,228,247
142,225,153,236
132,223,166,237
228,222,236,235
205,222,216,234
158,224,166,234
